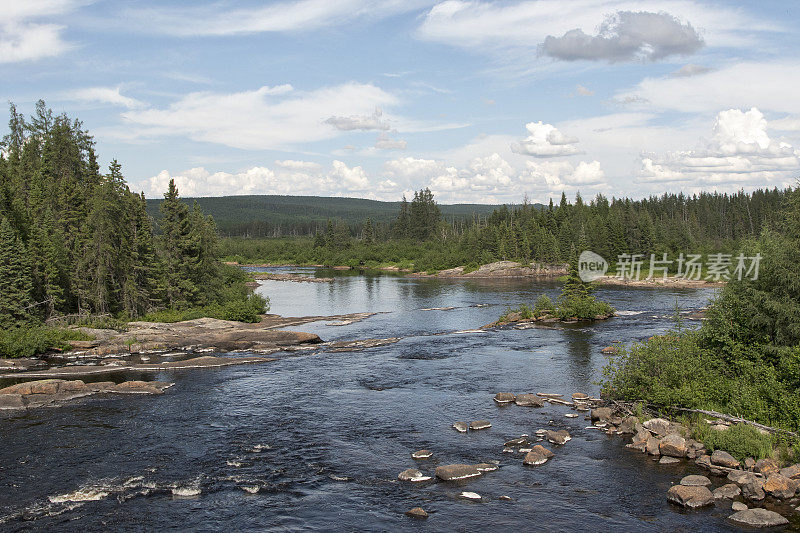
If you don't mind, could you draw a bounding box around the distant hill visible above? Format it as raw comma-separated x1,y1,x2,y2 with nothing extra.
145,195,517,237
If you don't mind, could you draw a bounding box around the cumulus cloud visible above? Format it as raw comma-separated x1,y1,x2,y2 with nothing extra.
0,0,80,63
325,107,391,131
540,11,703,62
330,160,370,190
639,107,800,187
122,83,398,150
521,160,606,189
670,63,714,78
64,86,144,109
511,121,581,157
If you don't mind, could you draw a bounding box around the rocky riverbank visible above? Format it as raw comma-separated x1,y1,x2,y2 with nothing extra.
390,392,799,528
0,378,173,410
487,310,615,328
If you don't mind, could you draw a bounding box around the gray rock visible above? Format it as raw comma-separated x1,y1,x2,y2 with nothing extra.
659,434,687,458
646,435,661,456
523,452,549,465
398,468,429,482
754,458,780,477
411,450,432,459
666,485,714,508
659,456,681,465
643,417,671,437
435,464,481,481
453,421,469,433
739,473,766,501
515,394,544,407
731,502,748,512
469,420,491,430
780,463,800,480
728,469,749,485
0,393,25,410
713,483,741,500
680,475,711,487
544,429,571,445
494,392,516,404
728,508,789,528
504,437,529,447
590,407,612,423
711,450,740,469
763,473,798,499
618,416,639,435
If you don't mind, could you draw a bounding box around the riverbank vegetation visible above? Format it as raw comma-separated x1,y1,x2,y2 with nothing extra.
220,186,790,274
602,185,800,457
0,101,266,357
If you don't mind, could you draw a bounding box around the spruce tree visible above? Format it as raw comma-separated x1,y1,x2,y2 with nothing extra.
0,217,33,327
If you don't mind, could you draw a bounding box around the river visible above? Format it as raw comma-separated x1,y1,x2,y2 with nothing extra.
1,268,792,531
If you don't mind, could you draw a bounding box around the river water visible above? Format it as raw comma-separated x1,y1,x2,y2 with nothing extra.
1,269,796,531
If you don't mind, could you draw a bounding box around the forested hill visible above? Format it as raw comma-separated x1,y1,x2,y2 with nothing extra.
145,195,507,237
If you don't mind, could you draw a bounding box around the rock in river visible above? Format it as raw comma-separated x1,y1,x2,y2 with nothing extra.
435,464,482,481
523,445,554,466
659,434,687,458
590,407,612,423
680,475,711,487
405,507,428,519
659,457,681,465
713,483,741,500
666,485,714,508
494,393,516,404
469,420,491,430
544,430,571,445
731,502,748,512
728,508,789,528
398,468,431,482
412,450,433,460
453,421,469,433
514,394,544,407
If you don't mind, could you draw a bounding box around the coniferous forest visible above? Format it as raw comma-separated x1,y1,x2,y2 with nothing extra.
0,102,265,355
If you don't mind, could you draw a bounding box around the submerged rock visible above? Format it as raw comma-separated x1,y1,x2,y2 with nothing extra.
405,507,428,519
412,450,433,460
514,394,544,407
504,437,529,447
435,464,482,481
453,421,469,433
398,468,430,482
728,508,789,528
659,456,681,465
459,491,481,500
544,430,571,445
475,463,498,472
666,485,714,508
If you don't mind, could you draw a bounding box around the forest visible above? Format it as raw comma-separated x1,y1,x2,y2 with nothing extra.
0,101,265,357
221,185,790,273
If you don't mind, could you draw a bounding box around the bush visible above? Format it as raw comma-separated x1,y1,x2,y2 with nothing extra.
0,326,92,358
554,295,615,320
692,423,774,461
139,293,268,324
532,294,555,316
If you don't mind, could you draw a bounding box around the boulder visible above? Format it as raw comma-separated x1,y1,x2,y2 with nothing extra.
643,418,671,437
504,437,529,447
523,451,550,466
494,392,516,404
696,455,727,476
459,491,481,500
590,407,612,423
680,475,711,487
398,468,428,482
763,473,798,499
618,416,639,435
572,393,589,401
435,464,481,481
713,483,741,500
659,434,687,458
744,457,756,470
731,502,748,512
739,473,766,501
475,463,498,472
666,485,714,508
544,430,571,445
754,458,780,477
530,444,554,458
728,508,789,528
780,464,800,480
728,469,749,485
405,507,428,519
659,456,681,465
711,450,740,469
646,435,661,456
469,420,491,431
514,394,544,407
411,450,432,460
453,421,469,433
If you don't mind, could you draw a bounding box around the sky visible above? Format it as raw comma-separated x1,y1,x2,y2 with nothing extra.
2,0,800,204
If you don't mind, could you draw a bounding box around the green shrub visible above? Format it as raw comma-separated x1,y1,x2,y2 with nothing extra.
554,295,615,320
0,326,92,358
532,294,554,316
692,423,774,461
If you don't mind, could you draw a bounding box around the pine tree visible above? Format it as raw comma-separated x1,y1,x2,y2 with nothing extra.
0,217,33,327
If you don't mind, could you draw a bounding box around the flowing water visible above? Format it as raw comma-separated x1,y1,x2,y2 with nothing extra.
1,269,797,531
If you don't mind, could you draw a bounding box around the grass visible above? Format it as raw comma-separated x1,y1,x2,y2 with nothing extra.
0,326,93,358
691,421,775,461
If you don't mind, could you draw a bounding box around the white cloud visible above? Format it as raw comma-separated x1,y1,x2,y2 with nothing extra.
638,107,800,188
325,107,390,131
122,83,399,150
134,0,436,36
64,86,144,109
330,160,369,190
511,121,581,157
541,11,703,62
417,1,776,53
374,132,407,150
616,61,800,115
669,63,714,77
0,0,81,63
274,159,322,171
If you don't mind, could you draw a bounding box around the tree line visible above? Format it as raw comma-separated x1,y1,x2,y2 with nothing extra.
0,101,263,331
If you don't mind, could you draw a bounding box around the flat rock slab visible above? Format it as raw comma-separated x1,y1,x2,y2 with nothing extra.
514,394,544,407
667,485,714,508
711,450,740,469
453,422,469,433
469,420,491,430
713,483,741,500
412,450,433,460
728,508,789,528
435,464,482,481
0,378,173,410
494,393,516,404
659,457,681,465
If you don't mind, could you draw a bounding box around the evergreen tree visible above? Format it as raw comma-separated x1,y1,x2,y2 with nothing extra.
0,218,33,327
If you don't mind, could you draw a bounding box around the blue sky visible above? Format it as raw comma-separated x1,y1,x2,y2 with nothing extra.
3,0,800,203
